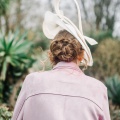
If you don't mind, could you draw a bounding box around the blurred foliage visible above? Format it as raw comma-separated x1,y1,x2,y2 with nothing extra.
111,110,120,120
0,0,11,35
28,30,52,72
88,30,113,52
34,31,50,50
0,30,35,80
86,39,120,80
30,49,52,72
0,82,4,103
105,75,120,107
0,105,13,120
0,0,9,16
0,30,36,103
89,30,113,42
93,0,119,31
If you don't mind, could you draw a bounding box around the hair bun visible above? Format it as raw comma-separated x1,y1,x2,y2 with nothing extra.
49,30,84,65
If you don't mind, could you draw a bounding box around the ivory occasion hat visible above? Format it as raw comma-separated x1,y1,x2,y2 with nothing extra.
42,0,98,66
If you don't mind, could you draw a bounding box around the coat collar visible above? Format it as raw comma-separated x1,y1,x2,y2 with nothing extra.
52,61,84,74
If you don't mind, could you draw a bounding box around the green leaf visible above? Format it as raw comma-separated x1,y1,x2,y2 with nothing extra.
105,75,120,106
0,59,8,80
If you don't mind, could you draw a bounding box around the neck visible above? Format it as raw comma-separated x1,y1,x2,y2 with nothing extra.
72,59,79,65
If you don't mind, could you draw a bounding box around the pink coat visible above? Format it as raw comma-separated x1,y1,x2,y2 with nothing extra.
12,61,111,120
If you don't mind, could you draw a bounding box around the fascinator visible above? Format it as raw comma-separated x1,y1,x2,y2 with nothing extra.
42,0,98,66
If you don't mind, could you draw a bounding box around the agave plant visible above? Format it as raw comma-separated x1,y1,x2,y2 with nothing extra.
0,30,36,103
105,75,120,107
0,30,35,81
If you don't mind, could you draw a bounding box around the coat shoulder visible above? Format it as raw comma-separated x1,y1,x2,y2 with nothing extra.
84,75,107,93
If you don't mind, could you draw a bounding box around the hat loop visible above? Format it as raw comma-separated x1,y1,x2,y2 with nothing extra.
54,0,83,34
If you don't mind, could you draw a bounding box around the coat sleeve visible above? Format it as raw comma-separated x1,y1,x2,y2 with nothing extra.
102,86,111,120
11,73,34,120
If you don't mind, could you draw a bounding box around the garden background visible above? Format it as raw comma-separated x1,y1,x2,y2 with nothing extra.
0,0,120,119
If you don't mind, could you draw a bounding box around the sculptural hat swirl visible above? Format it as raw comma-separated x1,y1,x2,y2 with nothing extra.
42,0,98,66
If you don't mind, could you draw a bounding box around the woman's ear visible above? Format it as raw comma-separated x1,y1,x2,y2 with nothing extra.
76,55,83,66
77,55,83,62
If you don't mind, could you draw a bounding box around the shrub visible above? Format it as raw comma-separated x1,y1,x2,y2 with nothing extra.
0,105,13,120
86,39,120,81
111,110,120,120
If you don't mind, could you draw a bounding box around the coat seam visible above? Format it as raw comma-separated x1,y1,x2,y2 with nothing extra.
25,92,103,111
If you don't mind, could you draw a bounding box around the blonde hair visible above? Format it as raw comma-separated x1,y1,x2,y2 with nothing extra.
48,30,87,69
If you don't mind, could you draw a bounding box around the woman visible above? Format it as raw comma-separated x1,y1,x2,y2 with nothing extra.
12,30,111,120
12,0,111,120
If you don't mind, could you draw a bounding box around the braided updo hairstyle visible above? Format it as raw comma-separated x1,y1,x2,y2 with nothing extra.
48,29,85,66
